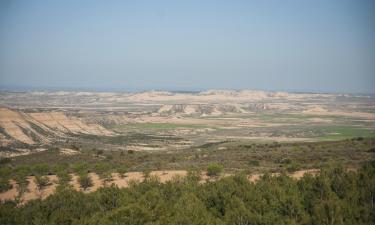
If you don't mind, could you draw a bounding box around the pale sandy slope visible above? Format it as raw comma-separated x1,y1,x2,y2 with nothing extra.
0,107,112,146
0,169,320,204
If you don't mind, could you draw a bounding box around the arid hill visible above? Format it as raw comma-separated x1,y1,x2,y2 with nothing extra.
0,107,112,147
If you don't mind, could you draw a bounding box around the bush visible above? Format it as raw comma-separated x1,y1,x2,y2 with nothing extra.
78,173,93,191
117,166,128,178
356,137,364,141
96,149,104,156
35,176,51,190
0,167,12,179
102,172,113,184
71,144,80,150
93,163,112,174
0,157,11,165
206,163,223,177
56,171,71,186
32,164,50,175
187,167,201,183
248,160,260,167
142,168,152,180
0,179,12,192
286,162,301,173
71,163,89,174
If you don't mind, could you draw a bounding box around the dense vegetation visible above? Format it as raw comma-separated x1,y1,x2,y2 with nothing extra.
1,162,374,225
6,137,375,175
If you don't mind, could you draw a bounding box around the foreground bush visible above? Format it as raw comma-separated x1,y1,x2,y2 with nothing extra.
206,163,223,177
35,176,51,190
0,162,375,225
78,173,93,190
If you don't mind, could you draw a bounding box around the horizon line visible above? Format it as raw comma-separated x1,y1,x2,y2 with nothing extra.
0,86,374,96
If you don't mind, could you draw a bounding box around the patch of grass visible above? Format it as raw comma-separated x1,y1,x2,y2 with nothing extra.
75,132,183,145
112,123,207,131
315,125,375,141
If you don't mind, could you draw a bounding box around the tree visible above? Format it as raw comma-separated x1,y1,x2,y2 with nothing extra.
224,196,258,225
313,198,344,225
101,205,151,225
168,193,216,225
96,185,122,212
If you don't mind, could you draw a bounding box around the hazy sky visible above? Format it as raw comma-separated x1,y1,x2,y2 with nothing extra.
0,0,374,93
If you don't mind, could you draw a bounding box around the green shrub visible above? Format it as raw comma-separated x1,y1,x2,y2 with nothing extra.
0,157,11,165
93,163,112,174
0,162,375,224
187,167,201,183
32,164,50,175
286,162,301,173
206,163,223,177
78,173,93,190
0,179,12,192
248,160,260,167
142,168,152,180
35,176,51,190
71,163,89,174
96,149,104,155
0,167,12,179
56,171,71,186
117,166,128,178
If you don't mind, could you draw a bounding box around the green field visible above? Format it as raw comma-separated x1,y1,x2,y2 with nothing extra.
110,123,208,131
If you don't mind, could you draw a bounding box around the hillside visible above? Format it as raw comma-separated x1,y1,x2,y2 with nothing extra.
0,107,112,148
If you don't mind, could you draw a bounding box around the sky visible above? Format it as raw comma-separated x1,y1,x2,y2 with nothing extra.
0,0,374,93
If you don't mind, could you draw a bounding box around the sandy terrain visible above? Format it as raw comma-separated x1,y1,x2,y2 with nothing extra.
248,169,319,182
22,175,59,202
0,148,48,158
0,169,322,204
0,180,18,202
69,174,81,191
0,108,37,144
29,112,112,135
303,106,375,120
151,170,187,182
60,148,80,156
290,169,320,179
